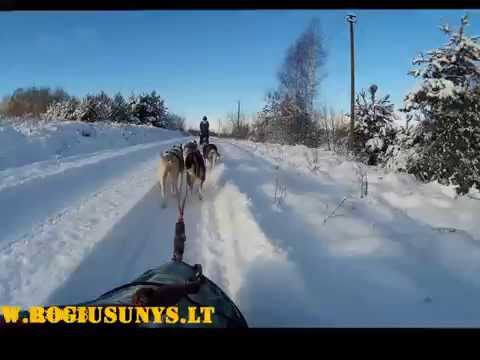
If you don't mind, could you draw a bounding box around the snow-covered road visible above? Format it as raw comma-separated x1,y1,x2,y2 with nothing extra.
2,133,480,327
0,136,187,308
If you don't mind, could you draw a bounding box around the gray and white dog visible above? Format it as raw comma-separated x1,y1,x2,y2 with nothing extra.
183,140,198,159
157,143,184,208
202,143,221,169
183,140,206,200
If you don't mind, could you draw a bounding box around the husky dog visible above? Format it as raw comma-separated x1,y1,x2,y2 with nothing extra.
202,143,220,169
170,144,184,191
183,140,198,159
184,149,206,200
157,144,184,208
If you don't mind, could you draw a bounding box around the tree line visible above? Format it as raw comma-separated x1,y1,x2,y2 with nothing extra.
221,19,350,149
220,15,479,195
0,88,186,131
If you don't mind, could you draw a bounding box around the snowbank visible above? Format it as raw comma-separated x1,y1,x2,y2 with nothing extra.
0,119,184,171
234,139,480,242
212,140,480,326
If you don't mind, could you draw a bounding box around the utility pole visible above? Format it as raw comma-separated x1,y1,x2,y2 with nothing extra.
346,14,357,152
237,100,241,126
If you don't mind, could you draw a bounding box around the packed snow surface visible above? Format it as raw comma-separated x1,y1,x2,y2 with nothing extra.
1,121,480,327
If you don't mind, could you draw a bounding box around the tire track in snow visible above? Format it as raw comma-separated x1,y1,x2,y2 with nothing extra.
187,148,298,326
182,162,230,292
46,185,205,307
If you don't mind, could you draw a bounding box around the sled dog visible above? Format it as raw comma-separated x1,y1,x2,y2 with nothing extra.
202,143,220,169
157,144,184,207
184,149,206,200
183,140,198,159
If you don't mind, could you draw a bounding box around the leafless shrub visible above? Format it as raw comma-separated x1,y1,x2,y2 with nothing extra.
314,107,350,152
273,166,287,205
355,163,369,198
323,196,348,224
305,147,320,173
274,177,287,204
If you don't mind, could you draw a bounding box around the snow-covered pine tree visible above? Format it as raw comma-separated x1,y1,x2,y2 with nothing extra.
111,93,130,123
43,97,81,121
402,15,480,194
93,91,114,121
129,91,167,127
43,102,62,121
74,92,113,122
76,95,97,122
353,84,396,165
127,94,141,125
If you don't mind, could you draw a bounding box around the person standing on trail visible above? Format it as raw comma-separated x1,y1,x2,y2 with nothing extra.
199,116,209,145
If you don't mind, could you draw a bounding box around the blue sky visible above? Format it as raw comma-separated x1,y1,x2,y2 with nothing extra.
0,10,479,128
